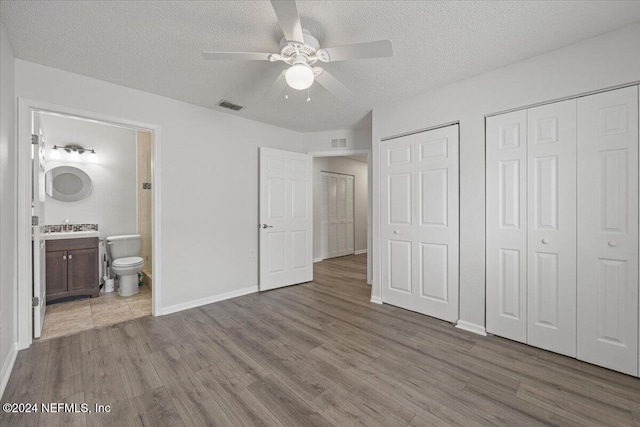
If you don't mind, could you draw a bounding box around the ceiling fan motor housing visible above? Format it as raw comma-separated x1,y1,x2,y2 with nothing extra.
279,29,320,58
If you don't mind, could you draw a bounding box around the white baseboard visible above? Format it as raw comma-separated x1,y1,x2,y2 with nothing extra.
455,320,487,336
370,296,382,304
313,257,324,263
354,249,368,255
160,285,258,315
0,343,18,399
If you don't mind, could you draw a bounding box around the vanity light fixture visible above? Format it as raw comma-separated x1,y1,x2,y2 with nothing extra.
53,144,96,155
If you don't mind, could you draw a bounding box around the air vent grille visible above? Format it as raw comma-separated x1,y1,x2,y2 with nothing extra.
330,138,347,149
217,100,244,111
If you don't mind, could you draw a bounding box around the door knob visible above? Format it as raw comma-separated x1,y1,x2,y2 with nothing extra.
393,230,400,235
261,224,273,229
608,241,618,247
541,238,549,244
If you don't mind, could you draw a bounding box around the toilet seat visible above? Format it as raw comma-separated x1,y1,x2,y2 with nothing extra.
112,256,144,268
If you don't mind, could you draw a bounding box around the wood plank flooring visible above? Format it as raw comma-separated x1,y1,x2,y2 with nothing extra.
2,254,640,426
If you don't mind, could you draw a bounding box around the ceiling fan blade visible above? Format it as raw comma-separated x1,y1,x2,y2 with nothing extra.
314,68,354,103
321,40,393,62
265,71,287,100
202,51,272,61
270,0,305,44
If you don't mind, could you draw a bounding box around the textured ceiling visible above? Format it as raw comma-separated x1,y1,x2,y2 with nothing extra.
2,1,640,132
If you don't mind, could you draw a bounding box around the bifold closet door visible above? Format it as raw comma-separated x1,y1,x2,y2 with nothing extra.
526,99,577,357
577,86,639,376
320,172,354,259
381,124,459,322
487,101,577,357
486,110,528,342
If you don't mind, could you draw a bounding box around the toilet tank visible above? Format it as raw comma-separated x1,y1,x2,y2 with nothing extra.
106,234,141,260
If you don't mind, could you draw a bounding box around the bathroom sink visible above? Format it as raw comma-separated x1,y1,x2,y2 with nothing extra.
42,230,100,240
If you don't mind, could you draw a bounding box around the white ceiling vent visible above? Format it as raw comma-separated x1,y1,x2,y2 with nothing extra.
330,138,347,149
217,100,244,111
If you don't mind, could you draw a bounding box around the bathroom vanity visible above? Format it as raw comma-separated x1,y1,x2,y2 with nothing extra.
45,234,99,302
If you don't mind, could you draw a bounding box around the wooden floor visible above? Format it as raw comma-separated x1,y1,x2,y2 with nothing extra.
2,254,640,426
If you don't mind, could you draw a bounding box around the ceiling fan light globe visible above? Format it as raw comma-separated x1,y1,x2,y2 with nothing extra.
285,64,314,90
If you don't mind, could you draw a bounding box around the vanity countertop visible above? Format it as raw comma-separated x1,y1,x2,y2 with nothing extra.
42,230,100,240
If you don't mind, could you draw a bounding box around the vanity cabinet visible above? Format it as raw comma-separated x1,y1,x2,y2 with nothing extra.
45,237,99,302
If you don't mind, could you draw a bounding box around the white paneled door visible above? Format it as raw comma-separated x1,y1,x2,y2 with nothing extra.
381,124,459,322
577,86,639,376
486,110,528,343
320,172,354,259
526,99,577,357
259,148,313,291
32,112,46,339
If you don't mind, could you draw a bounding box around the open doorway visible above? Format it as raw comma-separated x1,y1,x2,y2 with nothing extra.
17,98,161,349
311,152,371,288
30,110,154,340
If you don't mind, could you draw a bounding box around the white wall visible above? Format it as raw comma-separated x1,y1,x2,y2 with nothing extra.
15,60,303,313
40,113,137,239
372,23,640,329
0,22,17,397
304,128,372,152
313,156,368,260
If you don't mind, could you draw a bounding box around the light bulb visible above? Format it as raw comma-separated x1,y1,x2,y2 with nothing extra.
285,63,314,90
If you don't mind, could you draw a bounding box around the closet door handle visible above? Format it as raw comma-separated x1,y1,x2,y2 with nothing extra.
63,255,67,260
393,230,400,235
608,241,618,247
68,254,73,260
541,238,549,244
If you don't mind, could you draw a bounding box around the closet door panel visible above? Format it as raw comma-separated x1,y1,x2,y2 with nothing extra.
414,125,459,321
382,138,415,304
382,125,459,322
527,99,577,357
345,176,355,254
577,86,639,376
322,172,355,259
320,174,329,259
486,110,528,343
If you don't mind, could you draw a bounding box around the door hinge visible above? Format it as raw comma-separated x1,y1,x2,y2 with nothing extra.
32,215,39,226
32,296,39,307
31,134,39,145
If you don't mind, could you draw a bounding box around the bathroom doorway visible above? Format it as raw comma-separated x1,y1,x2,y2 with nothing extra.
25,108,158,342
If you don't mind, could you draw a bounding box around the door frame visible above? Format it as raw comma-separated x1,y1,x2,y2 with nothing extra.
16,98,162,349
308,149,372,285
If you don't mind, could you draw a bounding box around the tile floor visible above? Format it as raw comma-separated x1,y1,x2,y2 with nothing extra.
40,283,152,340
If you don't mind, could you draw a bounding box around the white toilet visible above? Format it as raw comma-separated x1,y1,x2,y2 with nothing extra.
106,234,144,297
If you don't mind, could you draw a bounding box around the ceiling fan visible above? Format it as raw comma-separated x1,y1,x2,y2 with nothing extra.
202,0,393,102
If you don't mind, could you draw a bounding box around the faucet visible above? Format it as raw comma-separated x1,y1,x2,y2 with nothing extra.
65,219,70,232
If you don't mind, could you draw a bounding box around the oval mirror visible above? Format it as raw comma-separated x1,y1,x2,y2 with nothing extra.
45,166,93,202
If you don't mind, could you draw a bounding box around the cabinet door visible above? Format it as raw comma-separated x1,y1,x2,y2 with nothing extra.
486,110,528,343
527,99,577,357
67,248,98,291
577,86,639,376
46,250,67,296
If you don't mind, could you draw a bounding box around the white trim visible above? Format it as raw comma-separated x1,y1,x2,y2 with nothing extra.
313,257,324,263
370,296,382,304
307,149,371,158
17,98,162,349
354,249,368,255
455,320,487,337
0,343,18,399
160,286,258,315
